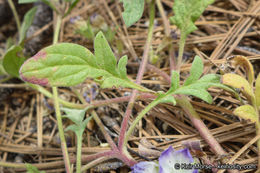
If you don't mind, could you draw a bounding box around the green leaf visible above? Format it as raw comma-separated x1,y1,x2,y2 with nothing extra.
64,0,80,17
19,0,38,4
222,73,254,100
0,63,7,75
3,45,26,77
170,71,180,91
66,124,82,134
233,105,257,123
63,108,93,136
232,56,254,86
6,37,15,50
118,55,128,79
26,163,45,173
94,32,118,75
175,88,213,104
184,55,203,86
152,57,234,108
121,0,145,27
170,0,214,38
61,107,87,125
198,74,220,83
19,32,148,91
255,74,260,108
156,91,177,105
19,7,38,44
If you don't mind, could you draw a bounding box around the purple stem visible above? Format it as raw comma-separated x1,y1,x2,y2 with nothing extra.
118,1,156,152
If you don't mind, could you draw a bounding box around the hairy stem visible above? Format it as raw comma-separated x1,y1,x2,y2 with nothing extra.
176,34,186,72
176,95,239,173
28,83,84,109
76,135,82,173
81,150,113,162
118,0,156,154
52,14,71,173
53,15,62,44
53,87,71,173
7,0,21,33
175,96,228,157
124,99,160,147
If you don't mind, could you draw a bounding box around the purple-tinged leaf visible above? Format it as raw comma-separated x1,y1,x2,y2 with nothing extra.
19,32,148,92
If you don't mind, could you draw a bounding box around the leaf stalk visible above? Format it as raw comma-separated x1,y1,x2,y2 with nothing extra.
7,0,21,33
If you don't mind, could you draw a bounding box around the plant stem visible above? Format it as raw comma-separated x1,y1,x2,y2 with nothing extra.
76,134,82,173
176,34,186,72
124,99,160,147
53,15,62,44
52,87,71,173
7,0,21,33
28,83,84,109
175,95,228,158
52,14,71,172
118,0,155,154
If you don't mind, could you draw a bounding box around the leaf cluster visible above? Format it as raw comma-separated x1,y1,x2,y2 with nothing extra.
156,56,233,106
61,107,92,137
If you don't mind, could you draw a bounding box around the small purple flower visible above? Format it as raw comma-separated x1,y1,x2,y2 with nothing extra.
131,161,159,173
132,146,197,173
159,146,198,173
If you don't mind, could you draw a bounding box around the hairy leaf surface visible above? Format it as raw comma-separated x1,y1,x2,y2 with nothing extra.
233,105,257,123
20,32,146,91
232,56,254,86
171,0,214,38
121,0,145,27
62,107,93,136
184,55,203,86
222,73,254,100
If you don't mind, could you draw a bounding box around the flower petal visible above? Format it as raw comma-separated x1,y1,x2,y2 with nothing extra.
159,146,198,173
131,161,159,173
